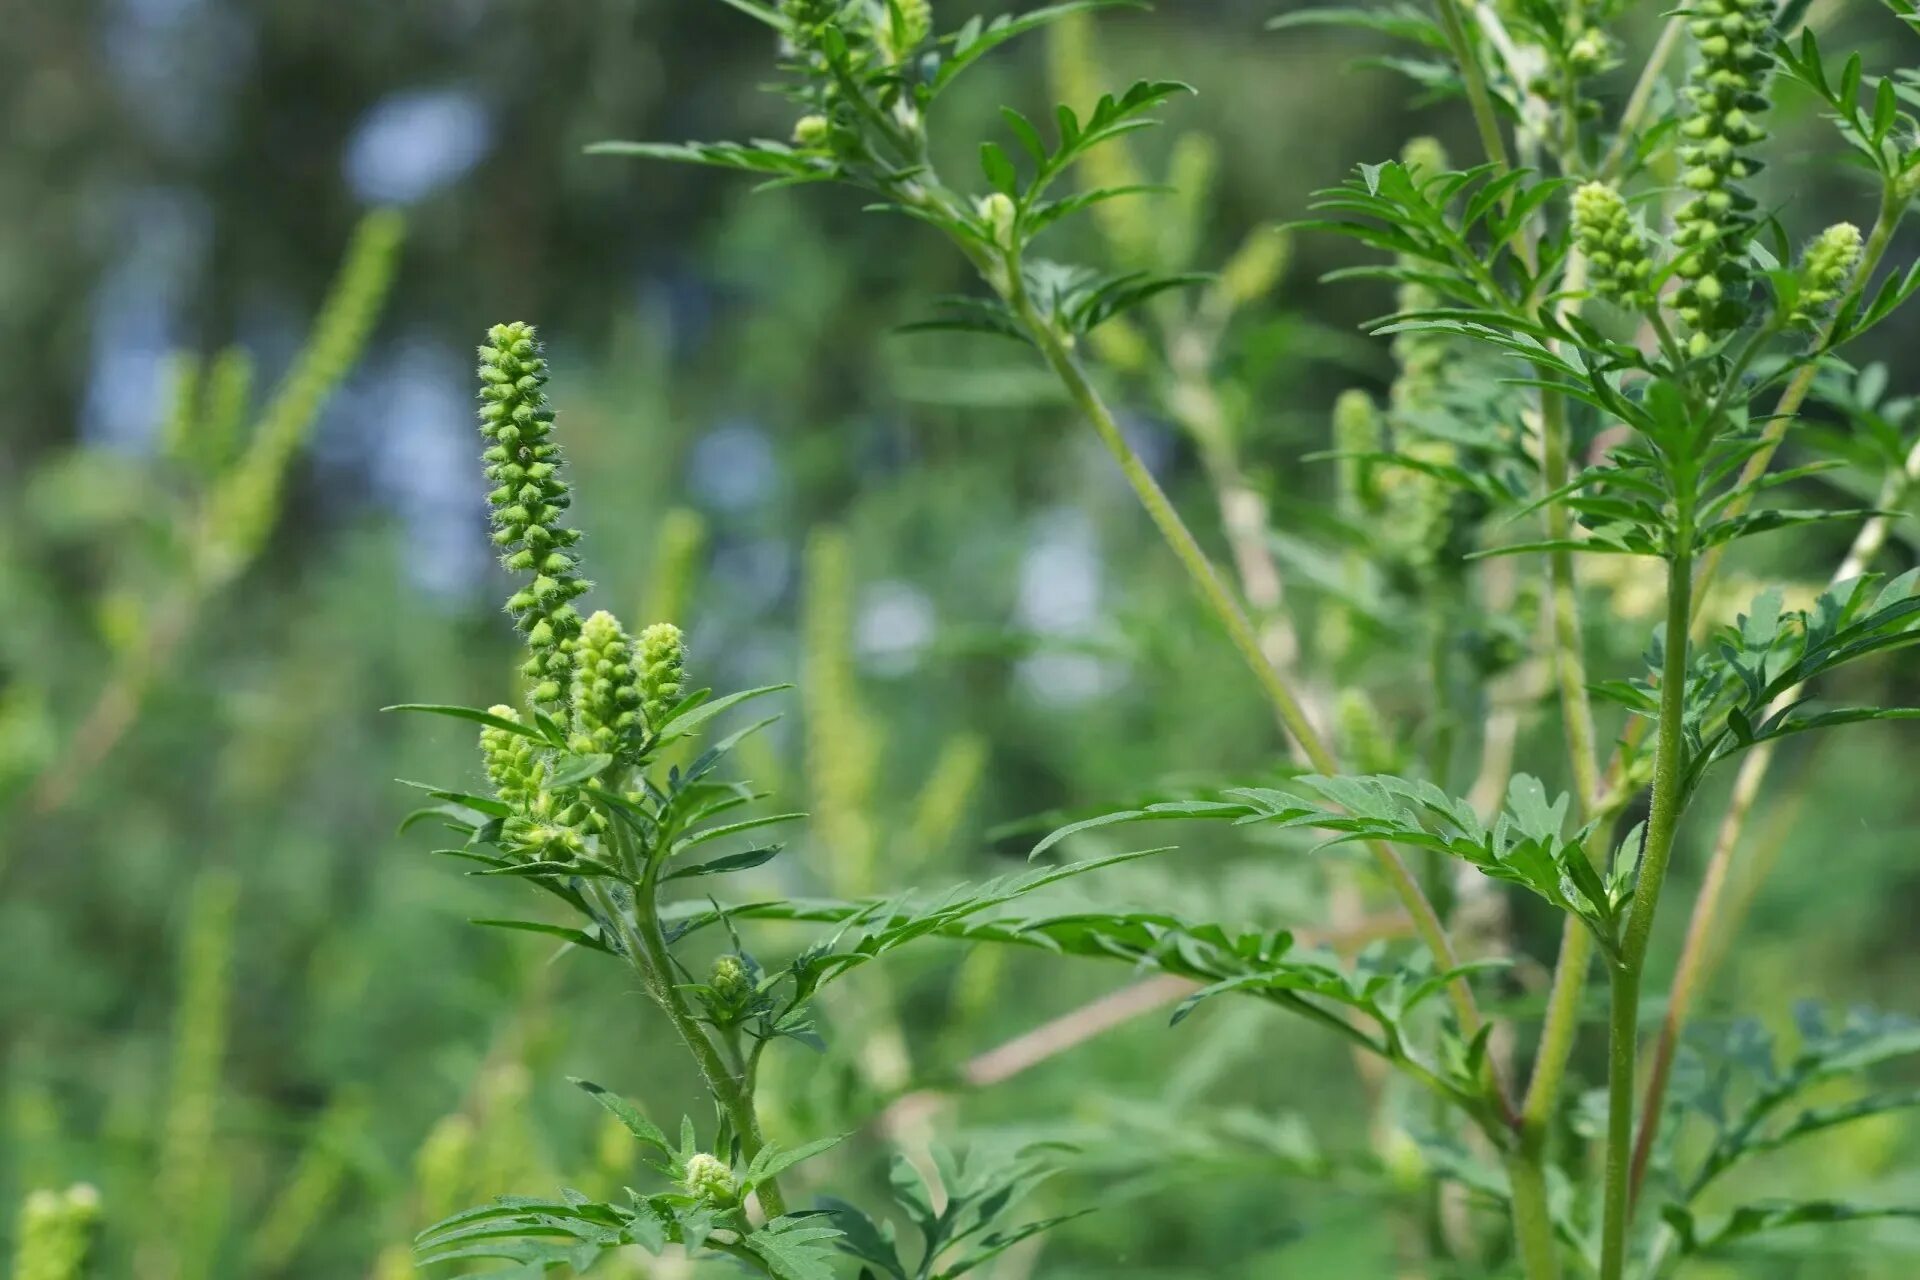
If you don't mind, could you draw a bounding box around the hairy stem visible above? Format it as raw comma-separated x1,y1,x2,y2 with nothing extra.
1599,537,1694,1280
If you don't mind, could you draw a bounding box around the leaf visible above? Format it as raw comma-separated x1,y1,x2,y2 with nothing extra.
570,1079,672,1155
930,2,1148,96
663,845,786,881
383,703,553,742
1028,799,1248,859
469,919,611,954
744,1217,845,1280
653,684,792,743
745,1135,846,1191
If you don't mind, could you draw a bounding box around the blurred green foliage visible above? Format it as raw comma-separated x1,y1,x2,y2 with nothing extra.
3,1,1919,1277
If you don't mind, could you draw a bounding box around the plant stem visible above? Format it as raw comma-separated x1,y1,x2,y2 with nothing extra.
1434,0,1513,180
1015,301,1499,1083
1598,536,1693,1280
592,838,790,1220
1597,16,1685,182
1508,1148,1562,1280
1625,437,1920,1200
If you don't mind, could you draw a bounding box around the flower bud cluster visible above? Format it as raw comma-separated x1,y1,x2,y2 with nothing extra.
1672,0,1777,345
477,322,590,709
12,1184,100,1280
682,1152,738,1206
1573,182,1655,307
1391,138,1451,412
1788,222,1862,329
638,622,687,733
570,611,643,755
479,706,591,861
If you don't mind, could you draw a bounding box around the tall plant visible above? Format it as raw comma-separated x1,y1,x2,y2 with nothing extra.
415,1,1920,1275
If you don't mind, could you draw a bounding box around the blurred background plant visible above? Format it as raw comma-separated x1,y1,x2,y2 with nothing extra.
2,1,1918,1277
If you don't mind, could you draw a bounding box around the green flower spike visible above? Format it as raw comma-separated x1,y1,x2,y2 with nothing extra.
1333,389,1382,516
637,622,687,733
11,1184,101,1280
1671,0,1778,348
480,704,592,860
1391,138,1452,411
882,0,932,61
1789,222,1862,328
480,706,540,808
477,322,590,710
571,611,643,756
682,1152,738,1206
1573,182,1654,307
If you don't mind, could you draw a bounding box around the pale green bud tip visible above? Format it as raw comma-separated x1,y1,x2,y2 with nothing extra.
1399,136,1449,182
710,954,749,999
638,622,687,728
1790,222,1863,326
1572,183,1653,305
977,192,1016,247
1332,390,1381,455
683,1152,737,1204
793,114,831,147
570,611,642,754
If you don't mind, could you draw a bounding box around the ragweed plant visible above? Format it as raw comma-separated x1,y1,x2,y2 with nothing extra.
398,324,1121,1276
582,2,1920,1277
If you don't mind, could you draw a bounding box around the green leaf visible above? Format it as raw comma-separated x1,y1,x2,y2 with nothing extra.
743,1217,845,1280
663,845,785,881
653,684,791,744
383,703,553,742
569,1079,672,1155
469,919,610,954
744,1135,846,1191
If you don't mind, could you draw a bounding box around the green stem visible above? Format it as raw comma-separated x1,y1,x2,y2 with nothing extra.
1434,0,1512,180
595,826,790,1220
1509,1148,1563,1280
1598,537,1694,1280
1597,16,1685,182
1626,438,1920,1200
1017,302,1497,1070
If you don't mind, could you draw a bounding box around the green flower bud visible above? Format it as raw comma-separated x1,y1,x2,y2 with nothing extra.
1572,182,1654,307
480,706,540,808
884,0,931,60
1568,27,1613,77
11,1184,101,1280
638,622,687,732
1335,688,1397,775
710,954,750,1001
1389,137,1453,408
793,114,831,148
1399,136,1449,185
1788,222,1862,328
977,192,1016,248
1670,0,1779,338
1333,390,1382,516
570,611,643,755
476,322,590,710
682,1152,737,1205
